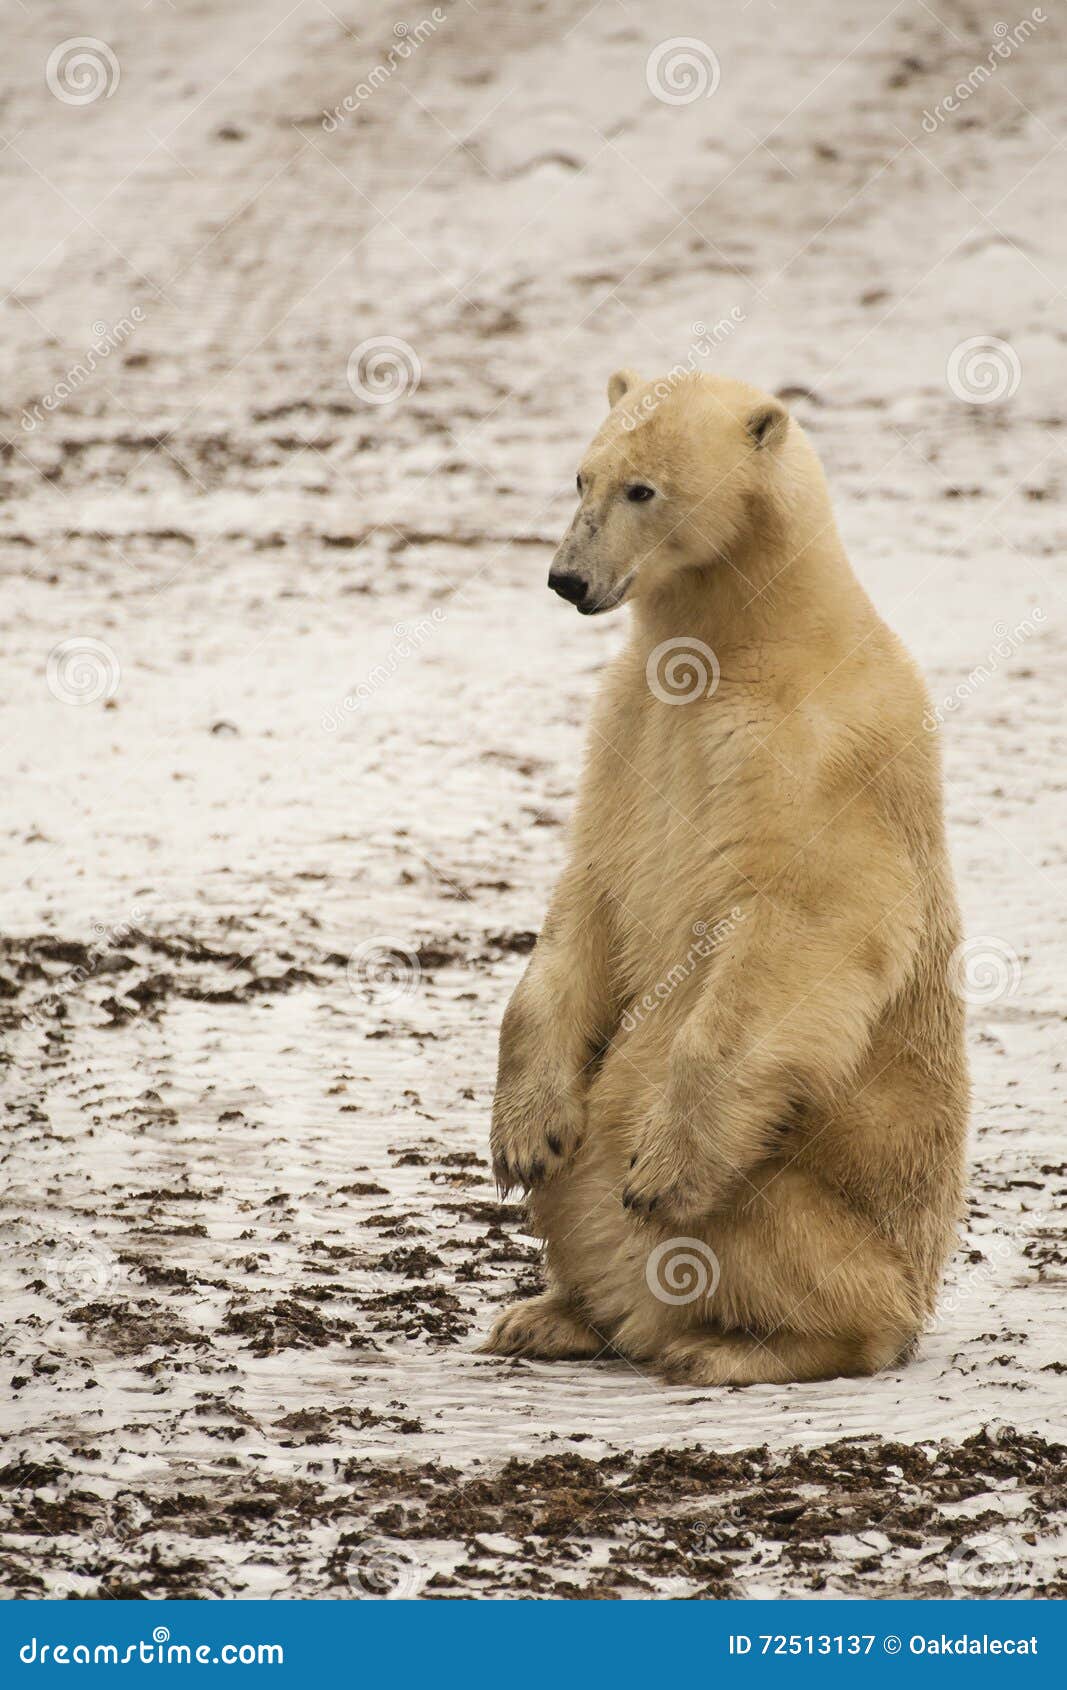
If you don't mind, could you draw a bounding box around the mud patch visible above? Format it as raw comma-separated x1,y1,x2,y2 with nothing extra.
1,1429,1062,1600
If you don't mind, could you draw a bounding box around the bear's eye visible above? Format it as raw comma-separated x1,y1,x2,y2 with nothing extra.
576,473,583,494
627,483,655,502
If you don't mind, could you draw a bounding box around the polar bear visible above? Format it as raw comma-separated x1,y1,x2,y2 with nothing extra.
484,368,969,1386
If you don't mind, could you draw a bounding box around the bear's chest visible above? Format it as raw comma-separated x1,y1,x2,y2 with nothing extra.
578,677,771,977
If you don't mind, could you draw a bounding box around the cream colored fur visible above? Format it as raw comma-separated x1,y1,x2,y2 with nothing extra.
484,369,969,1387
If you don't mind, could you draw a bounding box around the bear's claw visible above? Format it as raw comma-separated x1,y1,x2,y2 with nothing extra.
622,1150,704,1224
497,1142,568,1196
490,1089,584,1196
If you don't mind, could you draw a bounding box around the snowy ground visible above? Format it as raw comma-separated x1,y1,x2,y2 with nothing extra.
1,0,1065,1599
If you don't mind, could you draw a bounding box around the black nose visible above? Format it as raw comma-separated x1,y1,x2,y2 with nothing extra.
548,571,588,606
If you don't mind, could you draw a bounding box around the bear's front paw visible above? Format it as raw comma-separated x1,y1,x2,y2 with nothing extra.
490,1079,584,1196
622,1135,722,1226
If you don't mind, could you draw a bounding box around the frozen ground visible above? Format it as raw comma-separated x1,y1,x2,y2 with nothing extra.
1,0,1065,1598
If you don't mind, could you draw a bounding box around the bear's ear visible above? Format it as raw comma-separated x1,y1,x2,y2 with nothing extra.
607,368,642,408
747,401,789,449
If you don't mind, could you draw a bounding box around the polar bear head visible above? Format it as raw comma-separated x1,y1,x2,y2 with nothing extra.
548,369,791,615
